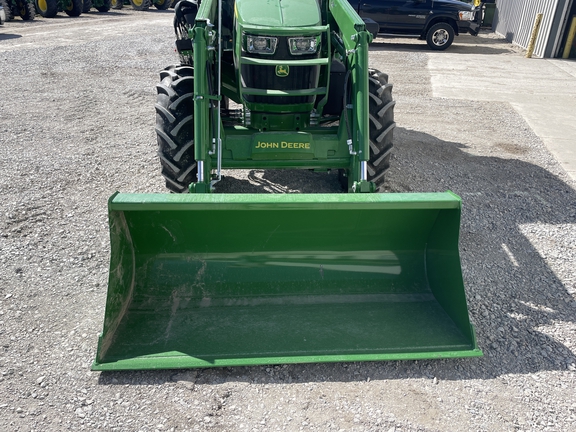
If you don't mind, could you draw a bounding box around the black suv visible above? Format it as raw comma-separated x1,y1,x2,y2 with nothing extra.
349,0,481,50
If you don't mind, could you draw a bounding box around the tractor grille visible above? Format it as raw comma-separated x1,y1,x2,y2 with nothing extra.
242,64,320,105
241,35,321,106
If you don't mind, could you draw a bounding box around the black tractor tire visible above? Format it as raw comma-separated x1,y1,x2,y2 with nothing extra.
153,0,169,9
155,65,197,193
129,0,149,10
34,0,57,17
339,69,395,192
82,0,91,12
19,0,35,18
426,22,455,50
64,0,83,16
110,0,122,9
2,0,14,20
366,69,395,192
95,0,110,11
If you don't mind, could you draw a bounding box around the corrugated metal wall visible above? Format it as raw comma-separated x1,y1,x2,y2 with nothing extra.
494,0,571,57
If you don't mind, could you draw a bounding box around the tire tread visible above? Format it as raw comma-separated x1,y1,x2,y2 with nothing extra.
367,69,395,192
156,65,197,193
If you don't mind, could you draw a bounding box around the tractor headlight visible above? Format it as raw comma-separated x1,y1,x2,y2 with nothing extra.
288,36,320,55
458,10,475,21
246,35,278,55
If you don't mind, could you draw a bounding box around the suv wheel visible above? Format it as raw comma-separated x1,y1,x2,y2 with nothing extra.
426,23,455,50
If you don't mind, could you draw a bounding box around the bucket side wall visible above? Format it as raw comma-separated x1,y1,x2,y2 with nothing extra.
96,209,137,361
426,206,475,342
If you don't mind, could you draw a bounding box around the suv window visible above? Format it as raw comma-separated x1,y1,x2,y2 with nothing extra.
352,0,481,50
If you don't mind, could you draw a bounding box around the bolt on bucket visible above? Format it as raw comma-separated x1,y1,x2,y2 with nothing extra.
92,192,481,371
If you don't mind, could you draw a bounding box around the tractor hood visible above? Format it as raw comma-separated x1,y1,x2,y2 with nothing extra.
235,0,321,28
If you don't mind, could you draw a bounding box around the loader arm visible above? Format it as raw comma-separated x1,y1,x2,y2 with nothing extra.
328,0,373,188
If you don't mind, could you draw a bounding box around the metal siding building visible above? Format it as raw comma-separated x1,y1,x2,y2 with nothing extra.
494,0,574,57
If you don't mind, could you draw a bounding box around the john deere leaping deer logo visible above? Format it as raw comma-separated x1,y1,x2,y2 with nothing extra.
276,65,290,77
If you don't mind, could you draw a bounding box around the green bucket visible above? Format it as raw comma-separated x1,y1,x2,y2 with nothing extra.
92,192,481,370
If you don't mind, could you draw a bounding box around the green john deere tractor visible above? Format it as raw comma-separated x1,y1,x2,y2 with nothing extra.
35,0,82,17
92,0,482,371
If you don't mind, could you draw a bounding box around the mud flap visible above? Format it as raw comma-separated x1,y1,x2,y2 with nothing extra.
92,192,481,371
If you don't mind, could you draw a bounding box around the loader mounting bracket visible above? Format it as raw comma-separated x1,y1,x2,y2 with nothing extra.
189,182,210,193
352,180,376,193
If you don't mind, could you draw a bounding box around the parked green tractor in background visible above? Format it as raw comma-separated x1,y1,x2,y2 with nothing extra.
92,0,481,371
111,0,170,10
35,0,82,17
1,0,35,20
82,0,110,13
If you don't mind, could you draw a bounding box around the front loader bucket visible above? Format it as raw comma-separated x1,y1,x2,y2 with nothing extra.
92,192,481,371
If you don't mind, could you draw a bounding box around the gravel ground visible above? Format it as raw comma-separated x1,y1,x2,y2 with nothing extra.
1,10,576,432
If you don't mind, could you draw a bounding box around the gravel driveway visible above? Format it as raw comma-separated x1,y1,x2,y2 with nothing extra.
1,10,575,432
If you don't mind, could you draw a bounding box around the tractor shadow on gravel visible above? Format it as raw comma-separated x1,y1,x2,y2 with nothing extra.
96,127,576,385
213,168,343,194
0,34,22,41
382,126,576,381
